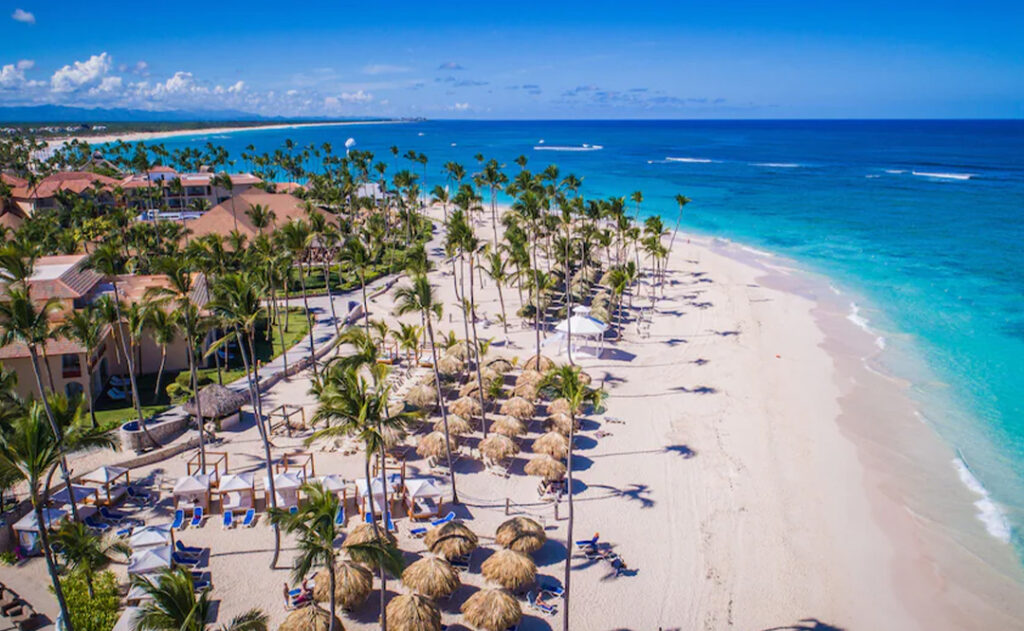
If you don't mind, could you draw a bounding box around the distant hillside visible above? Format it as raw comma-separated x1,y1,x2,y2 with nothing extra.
0,105,367,124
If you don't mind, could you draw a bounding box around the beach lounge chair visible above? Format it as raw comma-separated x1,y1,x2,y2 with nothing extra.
115,526,133,538
289,506,298,515
109,375,129,387
575,535,599,550
409,525,428,538
528,591,557,615
193,580,211,592
172,552,199,567
190,507,204,528
126,486,153,505
84,516,110,533
242,508,256,528
175,541,202,556
334,506,345,527
431,511,455,527
172,509,185,530
538,577,565,598
387,515,397,533
106,387,127,401
222,510,234,529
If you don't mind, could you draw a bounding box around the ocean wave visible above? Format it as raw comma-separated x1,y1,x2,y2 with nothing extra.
752,162,801,168
954,455,1012,543
848,303,886,349
666,157,715,163
884,169,907,174
912,171,974,181
534,144,603,152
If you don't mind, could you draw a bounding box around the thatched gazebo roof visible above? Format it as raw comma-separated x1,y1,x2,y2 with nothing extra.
480,366,501,384
437,354,464,376
450,396,482,419
433,415,473,436
485,357,514,374
417,431,457,459
533,431,569,459
491,415,527,438
461,588,522,631
386,593,441,631
495,517,546,554
424,521,478,560
313,560,373,609
545,413,579,436
515,370,543,388
481,548,537,590
524,455,567,481
512,382,538,401
445,341,471,361
522,355,555,372
401,555,460,598
459,380,491,400
183,384,248,419
405,384,437,409
479,434,519,462
278,605,342,631
547,397,580,417
343,522,397,548
500,396,535,420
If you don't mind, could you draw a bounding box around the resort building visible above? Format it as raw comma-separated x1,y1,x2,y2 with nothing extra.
8,171,120,215
184,191,323,241
120,166,262,211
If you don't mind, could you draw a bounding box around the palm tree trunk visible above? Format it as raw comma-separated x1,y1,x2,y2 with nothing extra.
112,283,158,449
532,239,541,365
361,456,386,630
425,318,459,503
33,499,75,631
185,322,206,473
496,278,509,343
296,260,319,379
322,259,341,338
26,347,78,521
154,348,167,398
376,434,392,629
359,274,370,334
328,564,337,631
564,409,576,631
467,256,488,437
86,369,97,429
40,347,56,393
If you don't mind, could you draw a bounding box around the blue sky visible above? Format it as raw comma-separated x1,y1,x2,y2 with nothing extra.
2,1,1023,118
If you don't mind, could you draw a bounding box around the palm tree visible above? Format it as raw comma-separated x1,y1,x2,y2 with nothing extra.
132,567,267,631
277,220,319,377
393,275,459,503
480,159,508,246
145,307,180,399
540,365,603,631
268,482,342,631
245,203,275,235
57,306,104,427
210,173,238,232
665,194,692,292
339,235,373,333
392,323,422,365
306,211,342,337
51,521,130,598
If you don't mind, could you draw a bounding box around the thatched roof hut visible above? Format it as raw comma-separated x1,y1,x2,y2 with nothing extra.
547,397,580,417
481,548,537,590
459,380,491,400
533,431,569,459
278,605,342,631
445,341,471,361
512,382,538,401
461,588,521,631
343,522,397,548
522,355,555,372
183,384,247,419
545,413,580,437
491,415,527,438
450,396,482,419
424,521,478,560
437,354,464,376
479,434,519,461
433,415,473,436
417,432,457,459
500,396,535,420
386,593,441,631
313,561,373,609
404,384,437,409
401,555,460,598
515,370,543,388
486,357,514,374
495,517,546,554
524,455,567,481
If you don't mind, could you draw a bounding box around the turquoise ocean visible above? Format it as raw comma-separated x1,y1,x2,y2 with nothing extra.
143,119,1024,563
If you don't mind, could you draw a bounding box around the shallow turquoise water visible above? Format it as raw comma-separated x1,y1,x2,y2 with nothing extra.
143,119,1024,556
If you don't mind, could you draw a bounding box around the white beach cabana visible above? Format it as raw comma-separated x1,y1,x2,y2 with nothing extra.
50,483,100,508
355,477,393,516
172,474,212,511
13,508,67,554
127,545,172,575
112,607,142,631
129,524,173,550
81,465,130,505
403,478,443,520
554,306,609,358
264,472,303,509
217,472,256,511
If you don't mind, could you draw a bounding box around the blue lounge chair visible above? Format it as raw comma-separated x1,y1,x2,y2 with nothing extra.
242,508,256,528
84,516,110,533
289,505,298,515
575,535,599,550
222,510,234,529
387,516,397,533
528,591,556,615
126,486,153,505
171,509,185,530
364,512,373,525
175,541,202,556
431,511,455,527
334,506,345,527
409,525,428,538
538,577,565,598
115,526,133,538
100,507,127,522
172,552,199,567
189,507,204,528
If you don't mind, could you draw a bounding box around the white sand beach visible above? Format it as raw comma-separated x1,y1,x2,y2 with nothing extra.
4,205,1024,631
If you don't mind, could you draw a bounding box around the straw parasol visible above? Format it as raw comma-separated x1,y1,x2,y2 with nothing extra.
525,455,567,481
512,382,538,401
461,588,522,631
578,371,593,386
515,370,543,388
450,396,482,419
486,357,514,374
522,355,555,372
313,561,373,609
183,384,247,419
343,522,397,547
545,414,579,437
433,415,473,436
424,521,479,560
479,434,519,462
401,555,460,598
547,397,580,417
278,605,342,631
417,432,457,459
445,341,471,361
405,384,437,409
495,517,546,554
386,593,441,631
459,380,491,400
500,396,535,420
491,415,527,438
533,431,569,459
437,354,464,376
481,548,537,590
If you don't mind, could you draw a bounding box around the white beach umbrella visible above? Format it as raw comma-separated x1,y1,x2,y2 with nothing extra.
82,465,128,484
317,474,347,493
264,472,303,490
218,473,255,492
129,524,172,550
172,474,211,494
13,507,66,533
127,545,172,575
405,478,442,500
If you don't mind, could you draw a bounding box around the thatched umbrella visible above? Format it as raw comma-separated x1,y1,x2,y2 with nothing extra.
433,415,472,436
386,593,441,631
545,414,579,437
459,380,491,400
437,354,464,376
522,355,555,372
479,434,519,462
405,384,437,409
547,397,580,417
491,415,526,438
417,431,457,459
486,357,514,374
525,455,567,481
533,431,569,459
183,384,247,419
578,371,593,386
312,561,373,609
480,366,501,384
500,396,535,420
461,588,521,631
450,396,482,419
278,605,342,631
424,521,479,560
512,382,538,401
481,548,537,590
590,305,611,324
401,555,460,598
515,370,543,388
495,517,546,554
445,341,471,361
343,522,397,547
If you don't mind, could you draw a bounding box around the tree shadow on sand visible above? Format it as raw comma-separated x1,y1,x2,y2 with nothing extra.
585,483,654,509
761,619,847,631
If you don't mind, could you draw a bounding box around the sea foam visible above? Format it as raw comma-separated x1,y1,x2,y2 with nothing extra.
954,455,1012,543
848,303,886,350
912,171,974,181
534,144,603,152
666,157,715,163
752,162,801,168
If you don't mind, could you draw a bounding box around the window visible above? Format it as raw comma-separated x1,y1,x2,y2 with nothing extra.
61,353,81,378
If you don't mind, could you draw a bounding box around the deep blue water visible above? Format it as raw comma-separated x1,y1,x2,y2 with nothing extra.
146,119,1024,553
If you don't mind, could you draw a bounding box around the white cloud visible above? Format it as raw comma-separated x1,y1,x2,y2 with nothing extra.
162,71,194,93
363,64,410,75
339,89,373,103
227,80,245,93
51,53,111,92
89,76,123,94
16,59,33,71
11,9,34,24
453,102,470,111
0,63,28,89
118,60,148,76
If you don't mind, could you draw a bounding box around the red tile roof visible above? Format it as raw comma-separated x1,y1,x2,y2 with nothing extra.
0,336,88,360
184,192,327,241
10,172,119,199
24,254,104,300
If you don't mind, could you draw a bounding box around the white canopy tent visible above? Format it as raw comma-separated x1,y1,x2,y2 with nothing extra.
129,524,173,550
553,306,609,359
173,474,212,511
13,508,67,554
403,478,443,520
218,473,255,511
355,478,391,516
81,465,130,505
127,545,172,575
264,472,302,509
50,483,99,507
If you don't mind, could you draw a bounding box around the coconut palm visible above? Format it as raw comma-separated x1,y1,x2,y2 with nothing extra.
56,306,104,427
393,275,460,503
51,521,130,597
339,234,374,333
278,219,319,377
665,194,692,292
483,248,513,344
132,566,267,631
145,307,180,399
210,172,238,232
